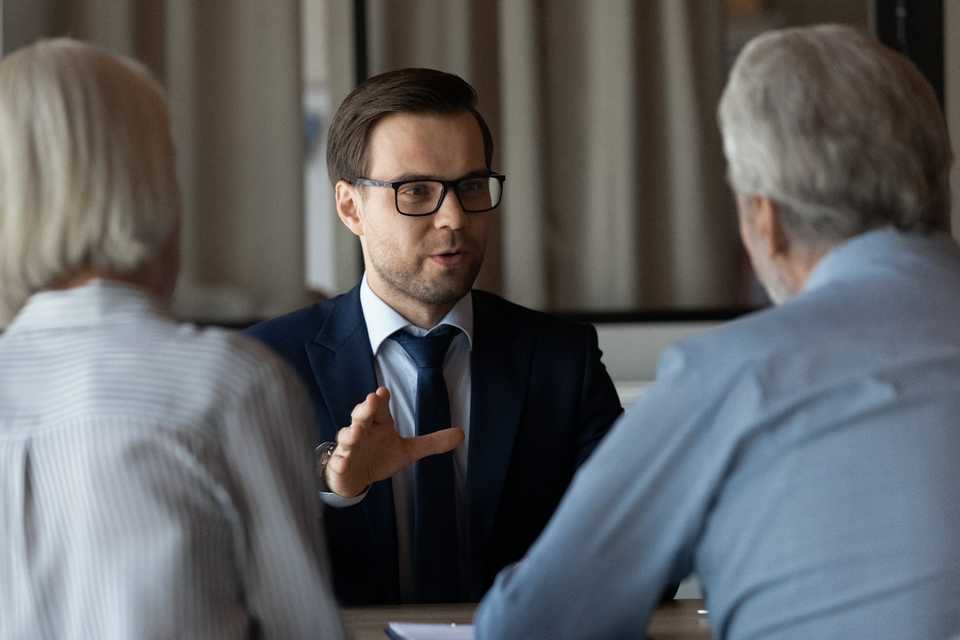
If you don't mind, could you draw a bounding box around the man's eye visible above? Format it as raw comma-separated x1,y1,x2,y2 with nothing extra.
458,179,485,194
398,182,433,198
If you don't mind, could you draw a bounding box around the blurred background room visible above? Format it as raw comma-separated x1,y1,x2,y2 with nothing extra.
2,0,957,389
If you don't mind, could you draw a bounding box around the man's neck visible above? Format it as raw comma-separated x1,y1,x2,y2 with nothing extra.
786,244,831,294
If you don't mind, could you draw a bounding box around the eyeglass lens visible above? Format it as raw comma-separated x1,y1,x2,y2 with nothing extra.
396,177,502,215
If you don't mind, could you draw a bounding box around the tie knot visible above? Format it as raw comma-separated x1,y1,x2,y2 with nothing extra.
391,325,460,370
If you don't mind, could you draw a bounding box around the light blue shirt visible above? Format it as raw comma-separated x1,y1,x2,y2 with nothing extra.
476,228,960,639
321,275,474,601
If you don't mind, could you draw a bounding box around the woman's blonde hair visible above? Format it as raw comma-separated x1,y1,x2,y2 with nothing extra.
0,38,179,323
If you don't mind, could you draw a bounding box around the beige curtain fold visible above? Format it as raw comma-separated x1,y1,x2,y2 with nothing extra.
3,0,311,321
182,1,307,319
4,0,750,317
360,0,741,311
7,1,949,316
948,0,960,239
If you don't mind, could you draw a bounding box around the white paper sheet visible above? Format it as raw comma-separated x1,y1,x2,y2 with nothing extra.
385,622,475,640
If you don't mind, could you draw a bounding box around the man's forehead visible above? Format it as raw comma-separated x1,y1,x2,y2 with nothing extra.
365,111,486,179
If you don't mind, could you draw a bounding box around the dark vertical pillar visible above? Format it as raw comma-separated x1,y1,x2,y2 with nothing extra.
133,0,167,81
874,0,944,108
353,0,368,85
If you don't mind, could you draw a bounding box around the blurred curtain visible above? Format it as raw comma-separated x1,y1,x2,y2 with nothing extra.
948,0,960,239
362,0,740,310
3,0,311,321
3,0,746,316
166,0,310,320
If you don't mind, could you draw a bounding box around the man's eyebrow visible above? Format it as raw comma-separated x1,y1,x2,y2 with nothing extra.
460,169,493,179
388,169,492,182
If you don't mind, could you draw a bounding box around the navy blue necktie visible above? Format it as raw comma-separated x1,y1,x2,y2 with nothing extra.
391,325,462,602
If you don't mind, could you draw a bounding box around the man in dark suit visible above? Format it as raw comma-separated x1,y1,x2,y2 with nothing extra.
245,68,622,605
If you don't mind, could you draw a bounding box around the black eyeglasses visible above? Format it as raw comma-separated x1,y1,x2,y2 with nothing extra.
349,174,506,217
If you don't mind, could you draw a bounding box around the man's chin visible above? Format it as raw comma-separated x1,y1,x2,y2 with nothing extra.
418,281,473,306
415,268,479,306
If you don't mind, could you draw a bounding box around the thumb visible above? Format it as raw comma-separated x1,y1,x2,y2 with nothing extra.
406,427,465,463
372,386,393,422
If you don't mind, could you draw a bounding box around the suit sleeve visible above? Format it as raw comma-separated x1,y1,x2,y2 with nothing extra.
573,324,624,467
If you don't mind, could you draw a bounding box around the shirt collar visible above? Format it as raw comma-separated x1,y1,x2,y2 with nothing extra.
5,279,165,335
359,273,474,355
802,226,954,294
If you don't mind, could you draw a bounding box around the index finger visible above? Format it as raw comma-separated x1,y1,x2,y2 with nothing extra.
350,392,379,423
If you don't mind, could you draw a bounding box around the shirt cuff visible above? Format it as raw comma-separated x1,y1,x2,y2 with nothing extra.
319,488,369,508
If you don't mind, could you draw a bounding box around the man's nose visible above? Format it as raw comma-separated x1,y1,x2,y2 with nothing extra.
433,188,467,230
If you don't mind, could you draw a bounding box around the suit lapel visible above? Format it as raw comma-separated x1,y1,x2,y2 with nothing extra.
305,285,400,600
305,286,378,437
468,293,533,562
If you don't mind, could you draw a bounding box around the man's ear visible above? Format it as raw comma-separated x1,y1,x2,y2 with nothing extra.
335,180,364,237
746,195,789,258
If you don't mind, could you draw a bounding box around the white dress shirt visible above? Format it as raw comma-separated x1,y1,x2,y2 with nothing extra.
321,275,472,600
0,281,344,639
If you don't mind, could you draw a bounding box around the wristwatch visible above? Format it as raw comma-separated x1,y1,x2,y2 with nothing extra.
315,441,337,491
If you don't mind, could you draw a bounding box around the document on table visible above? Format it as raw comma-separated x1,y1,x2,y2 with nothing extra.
385,622,474,640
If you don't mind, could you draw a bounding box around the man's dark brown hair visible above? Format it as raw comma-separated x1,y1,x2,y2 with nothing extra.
325,67,494,185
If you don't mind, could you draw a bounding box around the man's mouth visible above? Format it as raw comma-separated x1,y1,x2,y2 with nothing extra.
429,249,468,267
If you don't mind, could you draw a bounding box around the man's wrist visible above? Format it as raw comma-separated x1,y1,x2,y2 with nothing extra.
315,441,338,492
315,441,370,497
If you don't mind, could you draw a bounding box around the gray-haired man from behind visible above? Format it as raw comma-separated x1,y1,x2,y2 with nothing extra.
0,40,343,638
476,24,960,639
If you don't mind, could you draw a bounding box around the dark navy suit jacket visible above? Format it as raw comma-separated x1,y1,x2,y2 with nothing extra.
244,285,623,605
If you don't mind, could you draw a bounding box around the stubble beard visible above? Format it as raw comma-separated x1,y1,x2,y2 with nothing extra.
369,245,482,309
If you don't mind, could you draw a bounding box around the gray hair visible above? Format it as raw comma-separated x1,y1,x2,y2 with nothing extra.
718,24,952,247
0,39,179,323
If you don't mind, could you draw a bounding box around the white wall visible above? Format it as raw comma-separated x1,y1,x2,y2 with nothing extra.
595,321,719,406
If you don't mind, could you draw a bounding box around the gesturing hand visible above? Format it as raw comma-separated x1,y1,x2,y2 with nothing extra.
324,386,465,498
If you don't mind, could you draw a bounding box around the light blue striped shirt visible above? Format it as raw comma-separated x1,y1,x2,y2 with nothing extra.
0,280,344,639
477,228,960,639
